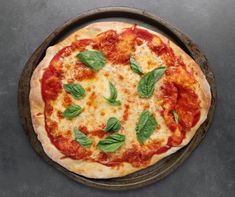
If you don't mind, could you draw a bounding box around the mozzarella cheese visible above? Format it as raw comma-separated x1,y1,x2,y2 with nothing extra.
49,42,172,157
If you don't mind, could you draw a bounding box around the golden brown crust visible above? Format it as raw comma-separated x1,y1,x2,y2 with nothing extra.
30,22,211,178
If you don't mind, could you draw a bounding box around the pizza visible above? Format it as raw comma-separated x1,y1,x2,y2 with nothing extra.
30,22,211,178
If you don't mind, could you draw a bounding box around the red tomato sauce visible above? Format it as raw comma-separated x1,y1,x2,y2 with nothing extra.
126,25,153,41
95,144,171,167
41,68,62,101
123,104,130,121
78,126,89,135
50,135,92,160
72,39,94,51
91,129,107,138
74,63,96,81
93,30,119,60
92,26,155,64
160,80,200,147
62,94,72,108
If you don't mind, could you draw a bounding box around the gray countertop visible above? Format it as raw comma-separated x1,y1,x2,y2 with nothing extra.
0,0,234,196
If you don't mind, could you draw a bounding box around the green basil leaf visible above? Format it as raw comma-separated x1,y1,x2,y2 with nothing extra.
97,133,125,153
105,99,121,106
136,110,157,143
137,66,166,98
172,110,179,124
73,128,92,148
62,104,82,119
109,81,117,100
77,50,106,71
130,56,144,75
63,83,85,100
104,117,121,132
104,81,121,106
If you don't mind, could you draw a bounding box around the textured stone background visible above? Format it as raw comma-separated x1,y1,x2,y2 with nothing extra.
0,0,235,196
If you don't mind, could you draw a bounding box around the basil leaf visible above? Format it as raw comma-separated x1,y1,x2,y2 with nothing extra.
106,99,121,106
108,81,117,100
172,110,179,124
74,128,92,148
62,104,82,119
136,110,157,143
77,50,106,71
104,117,121,132
137,66,166,98
104,81,121,106
97,133,125,153
130,56,144,75
63,83,85,100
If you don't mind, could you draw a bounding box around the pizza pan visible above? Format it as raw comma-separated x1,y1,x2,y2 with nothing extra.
18,7,216,190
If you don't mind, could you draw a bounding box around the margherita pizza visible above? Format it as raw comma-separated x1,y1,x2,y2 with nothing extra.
30,22,211,178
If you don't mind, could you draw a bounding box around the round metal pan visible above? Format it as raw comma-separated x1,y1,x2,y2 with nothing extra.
18,7,216,190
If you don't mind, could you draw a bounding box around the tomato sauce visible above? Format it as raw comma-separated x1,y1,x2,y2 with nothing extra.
93,26,154,65
50,46,72,65
91,129,107,138
45,103,53,116
93,30,119,60
123,104,130,121
78,126,89,135
51,135,92,160
74,63,96,81
148,39,169,56
159,71,200,147
56,111,63,119
127,25,153,41
95,144,171,167
41,69,62,101
72,39,94,51
62,94,72,108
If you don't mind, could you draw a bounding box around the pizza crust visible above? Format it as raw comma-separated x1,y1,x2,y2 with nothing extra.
30,22,211,178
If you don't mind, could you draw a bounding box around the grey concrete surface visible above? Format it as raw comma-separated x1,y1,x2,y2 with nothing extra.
0,0,235,196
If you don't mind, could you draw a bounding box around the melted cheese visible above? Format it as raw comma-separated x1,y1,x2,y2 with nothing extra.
49,42,172,157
